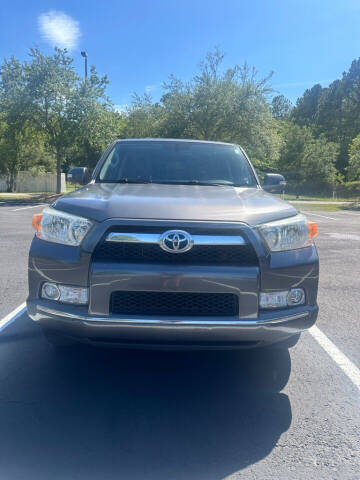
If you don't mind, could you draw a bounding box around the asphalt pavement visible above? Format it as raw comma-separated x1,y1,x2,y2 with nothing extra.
0,202,359,480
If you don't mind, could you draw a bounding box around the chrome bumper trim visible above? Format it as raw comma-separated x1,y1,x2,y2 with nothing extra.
35,305,309,326
105,232,246,246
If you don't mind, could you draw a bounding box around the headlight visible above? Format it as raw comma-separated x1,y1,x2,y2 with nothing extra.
33,207,93,246
258,214,317,252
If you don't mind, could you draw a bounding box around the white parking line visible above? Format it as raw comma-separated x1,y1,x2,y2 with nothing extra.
302,211,338,220
0,303,26,333
336,210,360,216
309,325,360,391
325,232,360,241
11,204,46,212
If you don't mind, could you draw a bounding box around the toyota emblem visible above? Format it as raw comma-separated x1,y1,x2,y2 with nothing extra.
159,230,193,253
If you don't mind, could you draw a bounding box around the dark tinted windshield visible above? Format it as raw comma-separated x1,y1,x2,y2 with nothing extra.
97,141,257,187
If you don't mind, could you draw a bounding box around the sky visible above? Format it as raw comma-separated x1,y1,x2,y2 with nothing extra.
1,0,360,108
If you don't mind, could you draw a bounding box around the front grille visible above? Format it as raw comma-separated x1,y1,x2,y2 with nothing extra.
94,242,258,266
110,291,239,317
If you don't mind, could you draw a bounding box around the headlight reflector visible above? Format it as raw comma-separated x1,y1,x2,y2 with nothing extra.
34,207,93,246
258,214,314,252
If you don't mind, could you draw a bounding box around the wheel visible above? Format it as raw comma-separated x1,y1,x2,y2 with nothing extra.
42,328,76,349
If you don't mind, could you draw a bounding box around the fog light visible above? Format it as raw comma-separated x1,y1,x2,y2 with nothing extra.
260,288,305,309
42,283,60,301
287,288,305,306
41,282,88,305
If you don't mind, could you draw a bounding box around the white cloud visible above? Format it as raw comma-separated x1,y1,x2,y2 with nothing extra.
38,10,81,50
145,83,160,93
114,104,129,113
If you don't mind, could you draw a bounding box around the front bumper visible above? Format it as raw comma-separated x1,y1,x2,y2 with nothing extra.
27,299,318,349
28,218,319,349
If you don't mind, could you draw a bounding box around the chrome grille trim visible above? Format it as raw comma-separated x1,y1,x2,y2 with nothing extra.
105,232,246,246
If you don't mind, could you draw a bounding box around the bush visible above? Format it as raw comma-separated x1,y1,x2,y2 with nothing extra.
336,181,360,198
283,182,333,197
282,181,360,198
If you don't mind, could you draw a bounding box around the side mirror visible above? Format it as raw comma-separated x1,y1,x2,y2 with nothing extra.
67,167,90,186
263,173,286,193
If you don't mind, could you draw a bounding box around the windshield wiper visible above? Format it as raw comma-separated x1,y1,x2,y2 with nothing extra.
114,178,153,184
149,180,235,186
99,178,253,187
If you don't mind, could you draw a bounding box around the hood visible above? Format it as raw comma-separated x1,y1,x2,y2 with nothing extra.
53,183,297,226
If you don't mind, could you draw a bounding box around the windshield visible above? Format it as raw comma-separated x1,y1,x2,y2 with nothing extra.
97,141,257,187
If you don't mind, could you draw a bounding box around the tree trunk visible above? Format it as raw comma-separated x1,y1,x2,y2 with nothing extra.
56,152,63,194
7,170,16,193
7,150,19,192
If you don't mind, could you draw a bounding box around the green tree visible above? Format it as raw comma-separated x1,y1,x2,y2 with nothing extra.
69,66,124,170
126,48,282,173
347,134,360,181
278,122,339,193
25,48,78,192
0,57,30,190
161,48,274,139
124,94,165,138
69,109,125,171
317,60,360,171
26,48,111,192
291,58,360,173
271,95,292,119
291,84,323,126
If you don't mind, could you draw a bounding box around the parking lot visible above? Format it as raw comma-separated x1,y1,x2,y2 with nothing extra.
0,202,359,479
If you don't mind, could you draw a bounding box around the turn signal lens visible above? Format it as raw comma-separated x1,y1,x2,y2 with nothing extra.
307,221,318,238
32,213,43,236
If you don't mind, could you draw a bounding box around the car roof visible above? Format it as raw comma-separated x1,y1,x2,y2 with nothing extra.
115,138,238,147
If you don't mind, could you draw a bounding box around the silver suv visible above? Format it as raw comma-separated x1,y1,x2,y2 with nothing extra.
27,139,319,349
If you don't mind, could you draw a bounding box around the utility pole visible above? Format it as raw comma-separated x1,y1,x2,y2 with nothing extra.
81,51,88,79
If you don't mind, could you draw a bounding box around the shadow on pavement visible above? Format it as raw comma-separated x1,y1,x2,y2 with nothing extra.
0,314,292,480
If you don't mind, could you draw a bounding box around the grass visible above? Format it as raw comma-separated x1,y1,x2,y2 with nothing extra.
0,182,79,202
0,193,48,202
0,193,34,201
0,192,61,203
294,203,342,212
66,183,82,192
276,193,358,203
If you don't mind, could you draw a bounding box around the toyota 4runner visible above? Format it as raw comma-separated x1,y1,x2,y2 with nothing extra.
27,139,319,349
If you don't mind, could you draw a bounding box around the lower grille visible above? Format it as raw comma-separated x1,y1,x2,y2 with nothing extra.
110,291,239,317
